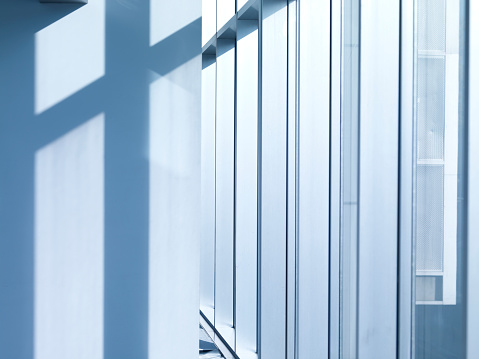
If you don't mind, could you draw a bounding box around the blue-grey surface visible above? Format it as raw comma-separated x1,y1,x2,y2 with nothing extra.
0,0,201,358
468,2,479,358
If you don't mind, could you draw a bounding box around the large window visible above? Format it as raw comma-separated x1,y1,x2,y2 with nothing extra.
200,0,475,358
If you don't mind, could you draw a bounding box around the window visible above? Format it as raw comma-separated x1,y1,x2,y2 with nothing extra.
413,0,467,357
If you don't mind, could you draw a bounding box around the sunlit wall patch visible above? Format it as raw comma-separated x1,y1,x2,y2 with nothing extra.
34,114,104,359
34,0,105,114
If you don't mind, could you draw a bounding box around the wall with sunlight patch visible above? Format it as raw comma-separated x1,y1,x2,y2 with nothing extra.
34,114,104,359
0,0,201,358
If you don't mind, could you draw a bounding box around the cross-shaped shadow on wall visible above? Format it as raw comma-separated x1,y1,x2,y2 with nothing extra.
0,0,201,357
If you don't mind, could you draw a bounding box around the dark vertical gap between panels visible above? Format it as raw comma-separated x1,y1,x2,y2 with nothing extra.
397,1,403,359
411,0,418,357
460,0,469,354
328,0,333,356
233,19,238,350
409,1,415,357
257,1,263,356
328,0,343,356
410,0,418,355
294,0,300,358
354,0,361,356
338,0,344,356
465,0,470,351
285,1,291,358
337,2,344,359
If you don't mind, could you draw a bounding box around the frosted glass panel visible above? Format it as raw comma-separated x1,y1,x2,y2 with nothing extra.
260,0,288,358
237,0,248,11
416,165,444,272
297,0,330,357
200,60,216,322
217,0,235,31
235,20,258,359
202,0,216,45
214,40,236,349
418,0,446,51
417,57,445,160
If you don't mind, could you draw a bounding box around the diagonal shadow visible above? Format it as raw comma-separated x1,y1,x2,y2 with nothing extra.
148,17,201,76
0,0,84,33
33,17,202,151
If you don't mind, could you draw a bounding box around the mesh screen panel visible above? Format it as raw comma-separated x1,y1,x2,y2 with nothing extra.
418,0,445,51
416,165,444,272
417,57,445,160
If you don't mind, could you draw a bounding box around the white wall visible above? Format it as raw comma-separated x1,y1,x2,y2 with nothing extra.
0,0,201,358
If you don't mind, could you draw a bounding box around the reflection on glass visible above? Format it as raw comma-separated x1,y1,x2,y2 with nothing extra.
414,0,466,357
340,0,359,357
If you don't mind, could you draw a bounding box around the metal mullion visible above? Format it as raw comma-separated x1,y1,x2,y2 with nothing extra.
233,13,238,348
259,0,289,358
329,0,342,357
467,0,479,358
356,1,400,357
286,2,298,359
398,0,415,358
257,1,263,356
296,0,331,356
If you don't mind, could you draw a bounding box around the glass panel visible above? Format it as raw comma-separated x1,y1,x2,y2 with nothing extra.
200,58,217,322
215,40,236,349
416,165,444,273
237,0,248,11
235,20,259,359
417,57,445,161
417,0,446,52
296,0,331,356
217,0,235,31
260,0,289,357
413,0,466,358
340,0,359,357
286,3,297,358
202,0,216,46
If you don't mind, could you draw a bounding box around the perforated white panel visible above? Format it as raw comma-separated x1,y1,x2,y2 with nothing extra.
417,57,445,160
416,165,444,272
418,0,445,52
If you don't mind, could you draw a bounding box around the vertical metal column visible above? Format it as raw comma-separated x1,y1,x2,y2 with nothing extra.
236,18,259,359
467,0,479,357
357,1,400,358
286,1,298,358
398,0,415,357
260,0,288,358
330,0,342,356
215,38,237,349
297,0,331,357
